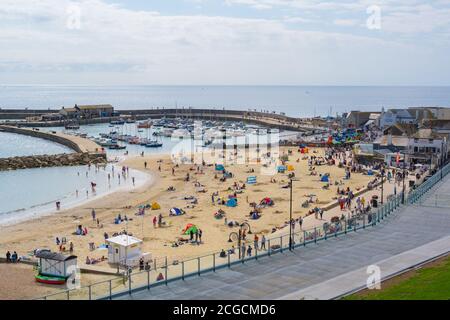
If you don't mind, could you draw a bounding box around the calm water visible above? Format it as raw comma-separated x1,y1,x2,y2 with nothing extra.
0,163,149,225
1,85,450,117
0,132,72,158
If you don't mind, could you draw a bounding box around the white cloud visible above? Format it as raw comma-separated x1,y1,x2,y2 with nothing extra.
0,0,449,85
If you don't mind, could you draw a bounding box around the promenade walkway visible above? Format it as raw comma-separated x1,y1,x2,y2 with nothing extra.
118,174,450,300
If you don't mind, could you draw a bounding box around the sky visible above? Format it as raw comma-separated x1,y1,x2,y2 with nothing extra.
0,0,450,85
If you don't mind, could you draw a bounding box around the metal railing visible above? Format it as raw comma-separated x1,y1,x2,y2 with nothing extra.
38,163,450,300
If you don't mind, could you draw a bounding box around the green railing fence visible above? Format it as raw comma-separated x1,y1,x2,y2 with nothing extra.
38,162,450,300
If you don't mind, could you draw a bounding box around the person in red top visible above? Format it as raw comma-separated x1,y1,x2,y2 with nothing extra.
254,234,259,250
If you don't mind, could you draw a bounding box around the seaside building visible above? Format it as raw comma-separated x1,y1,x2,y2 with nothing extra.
106,234,150,266
344,111,381,128
406,129,448,167
60,104,114,120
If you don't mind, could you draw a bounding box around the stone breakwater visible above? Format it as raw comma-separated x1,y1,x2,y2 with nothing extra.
0,125,107,171
0,152,107,171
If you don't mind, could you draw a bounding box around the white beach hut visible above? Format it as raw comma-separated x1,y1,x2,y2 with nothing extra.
35,250,78,279
106,235,150,266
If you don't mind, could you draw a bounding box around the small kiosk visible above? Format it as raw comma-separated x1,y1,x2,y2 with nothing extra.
35,250,77,285
106,234,150,267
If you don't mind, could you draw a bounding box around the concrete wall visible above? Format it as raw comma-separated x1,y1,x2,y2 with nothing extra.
0,125,82,152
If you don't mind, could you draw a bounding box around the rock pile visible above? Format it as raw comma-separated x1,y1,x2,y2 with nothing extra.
0,153,107,171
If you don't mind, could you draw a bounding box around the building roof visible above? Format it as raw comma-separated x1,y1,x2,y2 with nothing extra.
383,123,418,136
35,250,77,262
75,104,113,110
60,104,113,112
387,109,415,118
106,234,142,247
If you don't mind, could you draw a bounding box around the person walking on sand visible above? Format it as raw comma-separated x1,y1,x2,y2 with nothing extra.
69,242,74,254
299,217,303,229
6,251,11,262
198,229,202,244
132,177,135,186
144,161,147,169
91,209,96,222
152,216,157,228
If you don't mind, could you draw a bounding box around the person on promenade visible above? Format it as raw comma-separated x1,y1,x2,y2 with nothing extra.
299,217,303,229
261,235,266,250
254,234,259,250
247,245,252,257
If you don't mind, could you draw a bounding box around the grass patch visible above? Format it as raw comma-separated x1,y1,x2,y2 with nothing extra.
344,255,450,300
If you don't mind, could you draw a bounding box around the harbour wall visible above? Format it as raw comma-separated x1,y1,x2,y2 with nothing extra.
0,125,106,171
0,108,327,132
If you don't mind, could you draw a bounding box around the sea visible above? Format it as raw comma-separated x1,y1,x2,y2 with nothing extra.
1,85,450,224
1,85,450,117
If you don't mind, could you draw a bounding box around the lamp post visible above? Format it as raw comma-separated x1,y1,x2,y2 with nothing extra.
380,166,385,204
289,177,299,251
441,140,445,180
402,153,406,204
289,178,293,251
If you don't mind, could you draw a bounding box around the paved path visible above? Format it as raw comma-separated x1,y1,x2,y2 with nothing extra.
117,175,450,300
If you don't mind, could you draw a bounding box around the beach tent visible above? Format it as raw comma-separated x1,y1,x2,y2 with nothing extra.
182,223,199,235
151,202,161,210
226,198,238,207
215,164,225,171
287,165,295,171
277,165,287,173
321,175,329,183
170,208,184,216
247,176,257,184
367,170,374,176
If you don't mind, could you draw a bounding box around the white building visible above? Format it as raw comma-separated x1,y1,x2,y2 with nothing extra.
106,235,150,267
378,108,416,128
406,129,447,166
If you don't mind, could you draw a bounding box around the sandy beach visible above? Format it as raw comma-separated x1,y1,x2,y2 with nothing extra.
0,146,377,298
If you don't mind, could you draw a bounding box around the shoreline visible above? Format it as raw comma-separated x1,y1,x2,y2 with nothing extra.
0,163,154,227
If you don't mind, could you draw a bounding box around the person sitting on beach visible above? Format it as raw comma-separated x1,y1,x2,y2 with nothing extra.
219,249,227,258
5,251,11,262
